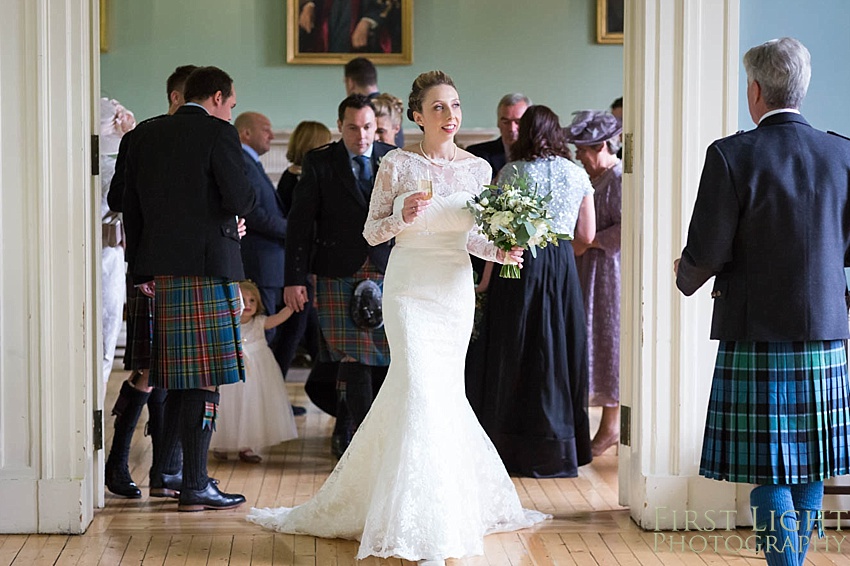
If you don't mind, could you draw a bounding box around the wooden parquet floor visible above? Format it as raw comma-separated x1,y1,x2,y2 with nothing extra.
5,368,850,565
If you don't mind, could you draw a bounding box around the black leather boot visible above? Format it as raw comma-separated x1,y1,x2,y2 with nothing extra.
105,379,150,498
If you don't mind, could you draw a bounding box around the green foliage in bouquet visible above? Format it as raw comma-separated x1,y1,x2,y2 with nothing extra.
466,168,571,278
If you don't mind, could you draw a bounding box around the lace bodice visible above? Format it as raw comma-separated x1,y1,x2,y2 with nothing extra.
363,149,501,262
497,157,593,236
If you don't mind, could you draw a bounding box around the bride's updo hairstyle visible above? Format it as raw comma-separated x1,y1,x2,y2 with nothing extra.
511,105,573,162
407,70,457,132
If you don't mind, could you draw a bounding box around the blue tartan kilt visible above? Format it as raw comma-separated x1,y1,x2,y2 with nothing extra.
150,276,245,390
700,340,850,485
316,260,389,367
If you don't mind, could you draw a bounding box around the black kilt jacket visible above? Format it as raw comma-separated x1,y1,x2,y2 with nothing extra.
677,112,850,341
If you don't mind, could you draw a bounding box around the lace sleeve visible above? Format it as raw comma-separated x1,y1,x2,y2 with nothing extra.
466,160,503,263
363,152,411,245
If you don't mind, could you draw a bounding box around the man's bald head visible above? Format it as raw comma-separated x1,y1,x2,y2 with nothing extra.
235,112,274,156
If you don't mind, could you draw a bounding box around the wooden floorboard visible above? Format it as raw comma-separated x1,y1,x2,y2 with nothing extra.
12,368,850,564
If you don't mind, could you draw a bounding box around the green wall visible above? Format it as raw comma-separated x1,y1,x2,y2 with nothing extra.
100,0,623,132
739,0,850,133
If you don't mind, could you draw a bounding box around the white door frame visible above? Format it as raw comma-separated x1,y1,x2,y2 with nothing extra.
0,0,99,533
618,0,750,531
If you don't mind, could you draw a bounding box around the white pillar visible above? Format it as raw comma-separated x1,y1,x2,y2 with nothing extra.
0,0,99,533
620,0,749,530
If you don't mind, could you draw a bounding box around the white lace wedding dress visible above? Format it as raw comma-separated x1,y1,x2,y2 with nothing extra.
246,149,548,561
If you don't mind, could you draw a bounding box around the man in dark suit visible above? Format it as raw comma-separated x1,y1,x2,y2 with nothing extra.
284,94,394,457
467,93,531,181
121,66,256,511
234,112,285,337
234,111,308,417
676,38,850,564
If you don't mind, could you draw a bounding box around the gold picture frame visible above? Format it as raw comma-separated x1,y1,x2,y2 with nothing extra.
99,0,108,53
286,0,413,65
597,0,624,45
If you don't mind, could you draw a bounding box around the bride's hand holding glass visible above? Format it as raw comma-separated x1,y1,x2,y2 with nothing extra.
401,191,431,224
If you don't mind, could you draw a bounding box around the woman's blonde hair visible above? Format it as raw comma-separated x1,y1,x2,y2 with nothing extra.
286,120,332,165
372,93,403,129
238,280,265,316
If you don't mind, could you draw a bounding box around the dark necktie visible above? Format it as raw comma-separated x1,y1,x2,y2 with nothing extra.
255,159,270,180
353,155,373,198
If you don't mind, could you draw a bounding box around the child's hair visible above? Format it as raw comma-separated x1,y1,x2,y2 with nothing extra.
239,280,265,315
372,93,404,129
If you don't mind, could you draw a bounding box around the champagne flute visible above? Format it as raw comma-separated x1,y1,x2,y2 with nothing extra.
417,167,432,232
418,180,433,200
418,178,433,199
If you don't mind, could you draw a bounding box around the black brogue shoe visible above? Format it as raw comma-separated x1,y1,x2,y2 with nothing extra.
177,482,246,512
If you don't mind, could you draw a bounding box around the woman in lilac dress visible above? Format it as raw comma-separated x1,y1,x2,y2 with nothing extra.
565,111,623,457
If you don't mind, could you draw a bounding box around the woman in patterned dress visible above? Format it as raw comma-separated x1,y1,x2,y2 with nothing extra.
565,110,624,457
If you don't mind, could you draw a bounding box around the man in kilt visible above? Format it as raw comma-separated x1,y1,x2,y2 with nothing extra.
676,37,850,564
284,94,394,458
120,66,256,511
105,64,198,499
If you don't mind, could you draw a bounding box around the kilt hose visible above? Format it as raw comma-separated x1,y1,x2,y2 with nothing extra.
315,260,389,367
700,339,850,485
150,276,245,390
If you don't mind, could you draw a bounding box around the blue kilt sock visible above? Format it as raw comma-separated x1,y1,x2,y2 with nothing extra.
750,485,800,566
790,481,824,565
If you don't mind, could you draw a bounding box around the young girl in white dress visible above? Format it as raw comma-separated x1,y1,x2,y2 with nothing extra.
210,280,298,463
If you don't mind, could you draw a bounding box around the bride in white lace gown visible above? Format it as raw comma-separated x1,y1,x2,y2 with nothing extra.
247,71,548,564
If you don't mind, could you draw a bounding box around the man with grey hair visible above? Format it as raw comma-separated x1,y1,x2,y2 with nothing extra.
467,93,531,181
676,37,850,565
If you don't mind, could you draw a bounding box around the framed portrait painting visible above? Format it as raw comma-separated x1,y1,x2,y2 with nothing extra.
100,0,108,52
287,0,413,65
597,0,624,44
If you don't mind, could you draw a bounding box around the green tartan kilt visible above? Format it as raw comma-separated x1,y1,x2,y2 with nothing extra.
700,340,850,485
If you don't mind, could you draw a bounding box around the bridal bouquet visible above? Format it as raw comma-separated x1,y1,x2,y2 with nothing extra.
466,168,571,279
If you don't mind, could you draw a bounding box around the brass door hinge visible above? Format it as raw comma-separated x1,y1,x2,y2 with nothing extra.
620,405,631,447
93,409,103,451
91,135,99,176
